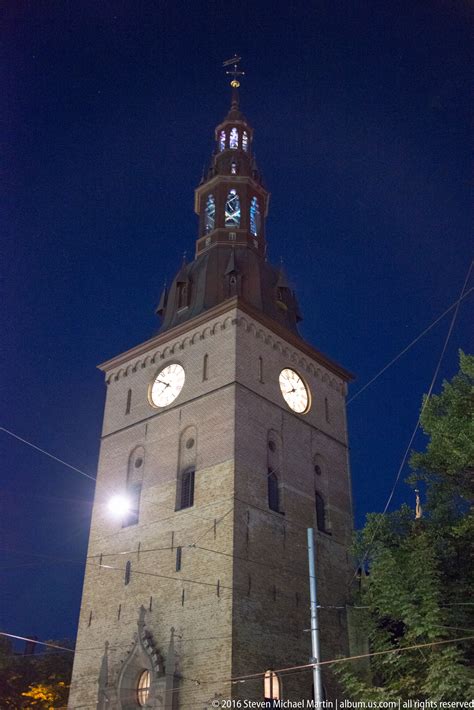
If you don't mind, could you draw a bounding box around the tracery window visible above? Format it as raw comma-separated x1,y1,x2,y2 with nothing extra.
225,190,241,227
242,131,249,151
205,194,215,233
264,670,281,700
219,130,226,151
229,127,238,149
137,669,151,706
250,196,261,236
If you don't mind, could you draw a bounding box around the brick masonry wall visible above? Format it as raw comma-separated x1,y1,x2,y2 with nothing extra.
68,304,354,708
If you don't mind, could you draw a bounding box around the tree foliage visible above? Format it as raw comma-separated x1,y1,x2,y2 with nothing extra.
0,638,73,709
338,352,474,700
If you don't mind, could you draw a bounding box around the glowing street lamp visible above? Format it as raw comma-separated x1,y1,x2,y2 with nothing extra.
107,494,131,518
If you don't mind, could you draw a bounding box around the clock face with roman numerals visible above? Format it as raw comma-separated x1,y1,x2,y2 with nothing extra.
279,368,310,414
149,363,185,408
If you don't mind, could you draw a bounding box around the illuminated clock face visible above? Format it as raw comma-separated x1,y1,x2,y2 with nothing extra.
149,364,185,408
279,368,310,413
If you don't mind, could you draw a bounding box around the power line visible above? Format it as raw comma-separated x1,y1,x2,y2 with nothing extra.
4,629,471,705
0,426,96,482
349,260,474,587
203,634,474,686
92,557,310,606
347,283,473,404
0,632,75,653
94,560,238,592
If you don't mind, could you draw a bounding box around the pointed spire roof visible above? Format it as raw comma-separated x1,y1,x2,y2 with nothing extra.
155,282,168,316
223,55,246,121
176,253,189,282
225,247,238,275
276,265,291,290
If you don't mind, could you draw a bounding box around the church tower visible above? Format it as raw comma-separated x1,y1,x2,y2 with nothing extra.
68,64,354,709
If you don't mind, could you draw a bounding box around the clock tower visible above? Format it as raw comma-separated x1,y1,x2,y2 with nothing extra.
68,69,354,709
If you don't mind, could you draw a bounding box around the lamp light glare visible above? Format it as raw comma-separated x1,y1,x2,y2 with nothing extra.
108,494,130,518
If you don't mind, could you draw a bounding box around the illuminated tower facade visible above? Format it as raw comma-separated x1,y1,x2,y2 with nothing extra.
68,68,354,709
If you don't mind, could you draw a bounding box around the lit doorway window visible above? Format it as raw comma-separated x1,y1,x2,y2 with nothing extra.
264,669,280,700
137,669,151,706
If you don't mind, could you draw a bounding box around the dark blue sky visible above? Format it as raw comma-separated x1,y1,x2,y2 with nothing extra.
1,1,472,644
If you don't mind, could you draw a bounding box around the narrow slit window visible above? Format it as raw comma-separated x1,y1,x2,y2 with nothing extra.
219,130,226,151
176,546,182,571
203,353,208,381
250,196,261,236
242,131,249,152
268,470,279,512
205,194,215,233
325,397,330,423
231,160,237,175
258,356,264,383
316,492,327,532
125,388,132,415
124,560,131,586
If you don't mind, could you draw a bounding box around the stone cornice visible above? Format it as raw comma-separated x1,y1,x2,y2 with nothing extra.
98,297,240,373
98,297,354,387
237,301,354,383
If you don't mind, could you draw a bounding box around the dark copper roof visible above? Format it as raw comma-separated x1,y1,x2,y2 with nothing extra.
157,245,301,334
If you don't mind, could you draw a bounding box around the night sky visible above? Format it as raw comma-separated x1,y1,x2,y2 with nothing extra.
1,1,472,646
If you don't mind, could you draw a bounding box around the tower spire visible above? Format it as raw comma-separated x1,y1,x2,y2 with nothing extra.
223,55,245,109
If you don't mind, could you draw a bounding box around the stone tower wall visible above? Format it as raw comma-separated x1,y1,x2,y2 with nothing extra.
68,304,353,708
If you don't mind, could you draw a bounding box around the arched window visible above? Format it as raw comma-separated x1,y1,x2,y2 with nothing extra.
137,669,151,706
225,189,241,227
231,160,237,175
316,492,327,532
219,130,226,151
242,131,249,152
229,127,238,149
268,470,279,512
124,560,131,586
250,196,261,236
264,670,281,700
205,194,215,233
179,468,195,510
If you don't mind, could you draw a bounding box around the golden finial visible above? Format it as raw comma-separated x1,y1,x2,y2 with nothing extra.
223,55,245,89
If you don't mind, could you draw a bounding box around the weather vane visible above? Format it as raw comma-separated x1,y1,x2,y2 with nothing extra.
223,55,245,88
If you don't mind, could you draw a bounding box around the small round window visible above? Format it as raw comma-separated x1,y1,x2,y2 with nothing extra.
137,669,151,706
